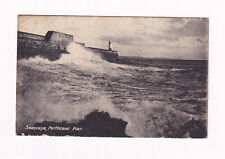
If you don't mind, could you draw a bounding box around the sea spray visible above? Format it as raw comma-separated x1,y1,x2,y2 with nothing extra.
17,44,207,137
56,43,120,75
19,43,121,75
16,45,130,134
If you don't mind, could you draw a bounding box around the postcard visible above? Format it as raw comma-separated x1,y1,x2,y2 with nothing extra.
16,16,208,138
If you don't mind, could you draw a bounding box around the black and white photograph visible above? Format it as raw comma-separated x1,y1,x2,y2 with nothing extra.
16,15,208,138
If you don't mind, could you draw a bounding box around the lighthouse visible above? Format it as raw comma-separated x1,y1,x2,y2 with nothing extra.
108,40,112,51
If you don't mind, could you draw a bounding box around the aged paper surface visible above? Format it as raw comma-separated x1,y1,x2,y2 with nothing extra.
17,16,208,137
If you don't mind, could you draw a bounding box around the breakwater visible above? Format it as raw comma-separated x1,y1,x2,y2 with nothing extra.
17,31,119,61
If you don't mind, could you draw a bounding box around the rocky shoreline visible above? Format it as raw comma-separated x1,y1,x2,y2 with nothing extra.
18,110,130,137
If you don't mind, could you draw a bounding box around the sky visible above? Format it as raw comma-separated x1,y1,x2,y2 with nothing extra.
18,16,208,60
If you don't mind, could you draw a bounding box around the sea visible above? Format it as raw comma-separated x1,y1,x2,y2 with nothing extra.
16,43,208,137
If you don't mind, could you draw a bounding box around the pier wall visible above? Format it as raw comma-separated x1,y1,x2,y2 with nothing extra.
45,31,73,50
18,31,45,41
17,31,72,61
17,31,118,61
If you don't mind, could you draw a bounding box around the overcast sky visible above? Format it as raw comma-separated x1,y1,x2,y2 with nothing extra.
18,16,208,60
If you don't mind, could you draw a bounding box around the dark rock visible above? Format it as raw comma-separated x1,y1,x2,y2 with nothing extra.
20,110,130,137
180,119,207,138
164,119,207,138
78,111,129,137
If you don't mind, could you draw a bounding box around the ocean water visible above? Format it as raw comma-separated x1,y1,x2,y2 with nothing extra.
16,43,208,137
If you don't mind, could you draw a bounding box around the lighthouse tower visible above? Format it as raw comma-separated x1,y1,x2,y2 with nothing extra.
108,40,112,51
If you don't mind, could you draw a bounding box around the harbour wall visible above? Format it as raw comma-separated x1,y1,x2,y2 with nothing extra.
17,31,118,61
